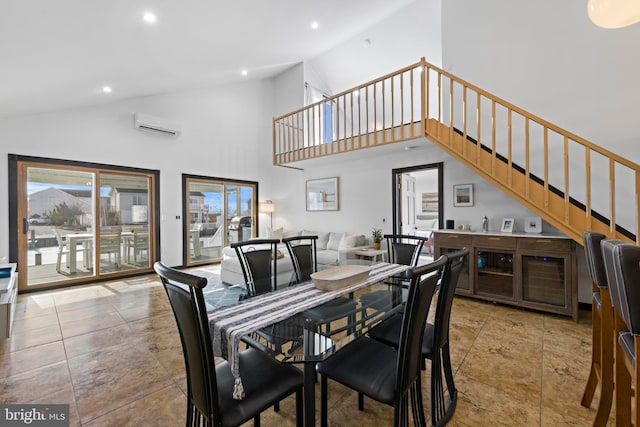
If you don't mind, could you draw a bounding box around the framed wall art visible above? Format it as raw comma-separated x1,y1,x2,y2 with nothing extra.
421,192,439,213
453,184,473,207
306,177,339,211
525,216,542,233
501,218,514,233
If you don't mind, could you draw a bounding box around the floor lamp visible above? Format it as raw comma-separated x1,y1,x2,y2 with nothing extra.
260,200,275,229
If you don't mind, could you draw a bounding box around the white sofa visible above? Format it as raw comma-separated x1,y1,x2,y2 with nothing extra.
220,229,371,285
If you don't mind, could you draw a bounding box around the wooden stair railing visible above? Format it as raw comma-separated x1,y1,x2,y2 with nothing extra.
273,58,640,245
272,62,425,167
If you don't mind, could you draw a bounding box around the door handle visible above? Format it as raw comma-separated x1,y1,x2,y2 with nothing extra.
23,218,29,234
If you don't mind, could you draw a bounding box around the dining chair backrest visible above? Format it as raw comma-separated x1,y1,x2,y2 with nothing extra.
231,239,280,295
134,229,149,245
53,229,66,248
602,239,640,334
433,247,470,351
384,234,428,267
395,255,448,395
153,261,219,422
100,230,122,250
282,235,318,283
583,231,608,289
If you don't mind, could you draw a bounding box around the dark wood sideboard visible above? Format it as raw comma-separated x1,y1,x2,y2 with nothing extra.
434,231,577,321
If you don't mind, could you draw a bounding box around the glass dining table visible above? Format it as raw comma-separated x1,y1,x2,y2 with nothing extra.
200,261,411,427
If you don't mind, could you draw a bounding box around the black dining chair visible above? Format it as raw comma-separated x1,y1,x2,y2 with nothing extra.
316,255,448,427
358,234,430,313
232,238,301,355
153,262,304,427
579,231,613,425
231,239,281,296
366,247,470,426
282,235,357,334
601,239,640,427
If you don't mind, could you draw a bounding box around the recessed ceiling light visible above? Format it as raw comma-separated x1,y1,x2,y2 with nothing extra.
311,21,319,30
143,12,157,23
102,86,112,94
241,69,248,76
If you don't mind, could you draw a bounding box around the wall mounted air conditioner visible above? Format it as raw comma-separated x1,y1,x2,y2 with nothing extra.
134,113,181,137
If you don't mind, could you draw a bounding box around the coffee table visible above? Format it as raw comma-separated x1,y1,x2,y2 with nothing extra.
355,248,387,262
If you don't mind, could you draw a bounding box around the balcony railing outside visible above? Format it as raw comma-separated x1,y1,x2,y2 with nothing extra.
273,58,640,244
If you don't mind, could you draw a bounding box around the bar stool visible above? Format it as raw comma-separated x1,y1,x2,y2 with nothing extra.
580,232,614,426
601,239,640,426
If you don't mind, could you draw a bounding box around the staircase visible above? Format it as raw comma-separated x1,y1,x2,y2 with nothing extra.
273,58,639,245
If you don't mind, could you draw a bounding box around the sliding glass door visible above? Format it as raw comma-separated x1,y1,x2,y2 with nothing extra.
183,175,257,266
13,156,158,292
98,173,152,274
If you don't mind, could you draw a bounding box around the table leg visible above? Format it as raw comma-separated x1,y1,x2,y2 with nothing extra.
303,323,316,427
303,361,316,427
69,238,77,274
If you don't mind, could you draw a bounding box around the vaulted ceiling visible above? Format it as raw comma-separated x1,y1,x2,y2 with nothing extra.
1,0,414,119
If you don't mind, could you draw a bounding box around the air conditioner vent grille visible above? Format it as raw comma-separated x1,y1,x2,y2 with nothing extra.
134,113,180,137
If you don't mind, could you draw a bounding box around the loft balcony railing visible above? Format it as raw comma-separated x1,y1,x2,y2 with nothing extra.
273,58,640,244
273,62,425,166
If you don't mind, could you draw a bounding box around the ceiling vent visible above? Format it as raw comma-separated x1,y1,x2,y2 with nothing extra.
134,113,181,137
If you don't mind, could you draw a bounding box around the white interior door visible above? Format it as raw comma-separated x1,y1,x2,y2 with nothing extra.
401,174,416,235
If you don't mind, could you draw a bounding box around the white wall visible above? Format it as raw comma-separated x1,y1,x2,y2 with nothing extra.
267,138,594,302
442,0,640,164
269,139,541,234
1,0,596,304
440,0,640,302
0,79,277,266
306,0,442,95
273,63,305,118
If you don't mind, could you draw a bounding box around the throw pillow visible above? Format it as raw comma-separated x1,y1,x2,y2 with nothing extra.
282,229,301,238
303,230,330,250
339,234,359,248
327,232,345,251
266,227,283,240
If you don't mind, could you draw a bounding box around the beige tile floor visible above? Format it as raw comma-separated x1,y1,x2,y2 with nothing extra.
0,269,609,426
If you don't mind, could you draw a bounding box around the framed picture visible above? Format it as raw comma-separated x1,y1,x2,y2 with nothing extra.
453,184,473,207
421,192,439,212
306,177,339,211
525,216,542,233
501,218,514,233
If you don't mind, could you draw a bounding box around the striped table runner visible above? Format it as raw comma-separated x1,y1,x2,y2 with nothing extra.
207,262,409,400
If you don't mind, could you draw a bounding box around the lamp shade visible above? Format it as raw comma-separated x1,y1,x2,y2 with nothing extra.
260,201,275,213
588,0,640,29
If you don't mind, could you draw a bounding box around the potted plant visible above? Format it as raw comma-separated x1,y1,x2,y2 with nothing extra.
372,228,383,250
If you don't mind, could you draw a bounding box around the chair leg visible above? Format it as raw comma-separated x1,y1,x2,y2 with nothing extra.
634,337,640,427
410,380,426,427
273,401,279,412
321,375,328,427
295,389,303,427
358,392,364,411
393,393,409,427
253,415,260,427
431,353,445,426
442,344,457,403
186,401,193,427
593,292,614,426
615,317,632,426
581,288,601,408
